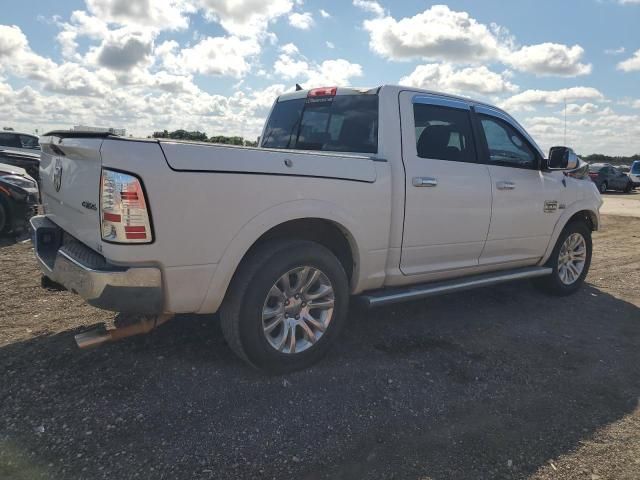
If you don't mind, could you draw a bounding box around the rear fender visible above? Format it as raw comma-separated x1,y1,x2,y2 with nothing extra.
197,199,362,314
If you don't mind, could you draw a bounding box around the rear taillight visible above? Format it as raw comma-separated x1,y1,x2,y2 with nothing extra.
100,169,153,243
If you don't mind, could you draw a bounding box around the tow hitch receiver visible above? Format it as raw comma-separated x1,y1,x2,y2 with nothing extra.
74,314,174,349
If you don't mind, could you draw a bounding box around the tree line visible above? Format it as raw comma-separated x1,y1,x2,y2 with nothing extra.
151,129,258,147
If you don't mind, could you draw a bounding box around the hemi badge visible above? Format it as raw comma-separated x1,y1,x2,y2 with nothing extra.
544,200,559,213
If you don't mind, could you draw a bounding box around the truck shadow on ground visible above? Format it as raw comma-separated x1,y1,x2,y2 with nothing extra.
1,282,639,479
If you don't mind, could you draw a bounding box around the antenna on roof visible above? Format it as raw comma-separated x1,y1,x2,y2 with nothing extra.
295,83,303,91
564,97,567,145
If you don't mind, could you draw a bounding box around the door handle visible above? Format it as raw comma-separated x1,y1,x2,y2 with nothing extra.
412,177,438,187
496,181,516,190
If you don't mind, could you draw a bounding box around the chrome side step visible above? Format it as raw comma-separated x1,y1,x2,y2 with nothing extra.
358,266,552,308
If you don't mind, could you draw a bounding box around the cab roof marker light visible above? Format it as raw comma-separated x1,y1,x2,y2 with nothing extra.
308,87,337,97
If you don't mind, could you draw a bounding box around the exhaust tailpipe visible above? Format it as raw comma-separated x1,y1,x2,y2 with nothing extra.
75,314,173,349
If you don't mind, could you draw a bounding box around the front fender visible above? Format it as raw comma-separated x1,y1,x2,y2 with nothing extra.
197,199,363,314
538,198,601,266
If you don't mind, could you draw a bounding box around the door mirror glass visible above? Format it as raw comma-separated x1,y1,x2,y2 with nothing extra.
548,146,579,171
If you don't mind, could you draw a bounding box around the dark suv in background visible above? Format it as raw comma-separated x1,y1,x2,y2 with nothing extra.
588,163,634,193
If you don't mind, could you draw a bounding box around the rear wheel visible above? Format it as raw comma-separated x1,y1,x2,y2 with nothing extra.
533,221,592,296
220,240,349,373
599,181,608,194
624,181,633,193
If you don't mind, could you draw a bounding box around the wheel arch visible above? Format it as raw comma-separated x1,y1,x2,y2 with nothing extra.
197,200,362,314
539,205,599,266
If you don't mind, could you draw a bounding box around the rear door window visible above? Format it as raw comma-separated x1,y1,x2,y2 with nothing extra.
262,94,378,154
413,104,477,163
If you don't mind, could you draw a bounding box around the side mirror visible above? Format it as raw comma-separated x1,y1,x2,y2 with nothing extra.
548,146,579,171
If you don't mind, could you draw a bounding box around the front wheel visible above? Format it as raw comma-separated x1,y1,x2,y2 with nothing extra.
533,221,592,296
599,181,608,194
624,181,633,193
220,240,349,373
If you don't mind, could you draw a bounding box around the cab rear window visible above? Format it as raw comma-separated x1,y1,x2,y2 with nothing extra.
262,94,378,154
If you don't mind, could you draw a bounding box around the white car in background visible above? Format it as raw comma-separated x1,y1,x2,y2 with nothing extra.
0,130,41,155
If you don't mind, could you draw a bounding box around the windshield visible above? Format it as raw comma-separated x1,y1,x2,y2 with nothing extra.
262,94,379,154
632,162,640,174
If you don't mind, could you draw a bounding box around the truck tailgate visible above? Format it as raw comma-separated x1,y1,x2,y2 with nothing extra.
39,134,104,251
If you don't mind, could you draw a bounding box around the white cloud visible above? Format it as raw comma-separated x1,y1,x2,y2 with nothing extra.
288,12,314,30
522,108,640,156
90,29,155,71
159,35,260,77
501,87,604,112
326,41,335,49
319,9,331,18
399,63,518,95
304,59,363,87
618,49,640,72
280,43,299,55
353,0,385,18
506,43,591,77
273,46,362,87
197,0,293,37
361,5,591,78
363,5,503,63
633,100,640,109
85,0,194,30
562,103,600,115
604,46,625,55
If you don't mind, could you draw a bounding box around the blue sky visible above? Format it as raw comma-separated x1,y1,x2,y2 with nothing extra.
0,0,639,154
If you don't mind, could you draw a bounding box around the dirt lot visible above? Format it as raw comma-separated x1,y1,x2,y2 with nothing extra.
1,214,639,480
599,190,640,218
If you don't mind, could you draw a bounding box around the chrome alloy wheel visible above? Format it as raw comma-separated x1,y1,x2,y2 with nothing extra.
262,266,335,354
558,233,587,285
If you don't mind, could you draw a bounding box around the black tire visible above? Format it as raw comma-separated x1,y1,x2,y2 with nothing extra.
0,200,9,235
624,181,633,193
599,181,607,194
533,221,592,296
220,240,349,373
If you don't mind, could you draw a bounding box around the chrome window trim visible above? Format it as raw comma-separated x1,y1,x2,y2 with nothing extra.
412,94,471,111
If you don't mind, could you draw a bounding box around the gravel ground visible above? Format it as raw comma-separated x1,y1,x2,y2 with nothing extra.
1,215,639,480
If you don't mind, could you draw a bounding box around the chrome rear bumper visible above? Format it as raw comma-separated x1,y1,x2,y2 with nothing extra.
30,216,163,313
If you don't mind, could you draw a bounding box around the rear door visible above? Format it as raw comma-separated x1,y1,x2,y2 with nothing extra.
473,107,567,264
399,92,492,275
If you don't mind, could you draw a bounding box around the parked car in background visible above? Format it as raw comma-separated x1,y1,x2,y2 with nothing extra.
629,160,640,188
0,131,40,155
0,162,39,235
588,163,634,193
0,149,40,184
31,85,601,372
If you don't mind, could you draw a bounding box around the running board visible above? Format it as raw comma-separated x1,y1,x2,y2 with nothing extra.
358,266,552,308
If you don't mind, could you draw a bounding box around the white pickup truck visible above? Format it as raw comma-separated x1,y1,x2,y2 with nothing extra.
32,85,602,372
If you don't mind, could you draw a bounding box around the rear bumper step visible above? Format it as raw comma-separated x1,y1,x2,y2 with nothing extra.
31,215,164,313
358,266,552,308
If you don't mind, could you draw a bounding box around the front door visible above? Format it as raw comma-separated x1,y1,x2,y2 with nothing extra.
399,92,492,275
473,107,568,264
